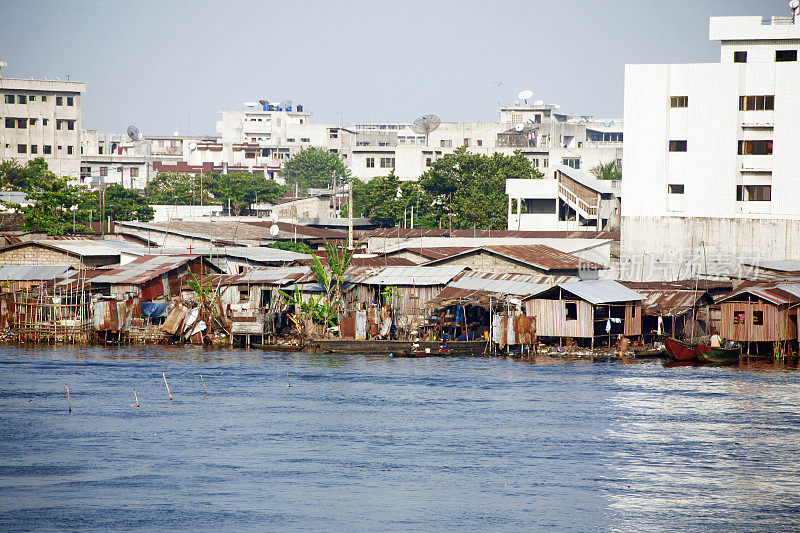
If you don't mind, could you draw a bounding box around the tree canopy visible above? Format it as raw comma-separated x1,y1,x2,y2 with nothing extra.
280,147,348,190
83,185,154,222
590,160,622,181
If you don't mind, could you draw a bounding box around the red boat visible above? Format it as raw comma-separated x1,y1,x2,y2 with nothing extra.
664,337,700,362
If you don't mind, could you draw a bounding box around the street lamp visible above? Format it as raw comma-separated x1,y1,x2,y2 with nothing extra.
70,204,78,233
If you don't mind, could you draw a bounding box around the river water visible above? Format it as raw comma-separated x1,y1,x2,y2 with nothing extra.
1,345,800,531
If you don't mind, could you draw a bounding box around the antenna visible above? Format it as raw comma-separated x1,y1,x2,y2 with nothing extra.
411,114,441,146
517,89,533,104
126,125,141,141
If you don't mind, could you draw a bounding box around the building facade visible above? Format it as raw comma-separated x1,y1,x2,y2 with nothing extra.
621,14,800,281
0,62,86,178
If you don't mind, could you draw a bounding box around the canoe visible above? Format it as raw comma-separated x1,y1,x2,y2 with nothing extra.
394,348,452,358
251,343,306,352
664,337,700,362
696,344,740,365
311,339,485,356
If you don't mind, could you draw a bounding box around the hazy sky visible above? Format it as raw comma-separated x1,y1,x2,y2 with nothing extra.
0,0,787,135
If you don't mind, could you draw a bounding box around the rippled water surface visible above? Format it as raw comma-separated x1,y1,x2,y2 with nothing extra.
2,345,800,531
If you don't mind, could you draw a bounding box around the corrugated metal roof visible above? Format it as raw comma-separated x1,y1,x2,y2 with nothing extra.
741,259,800,272
0,264,75,281
223,247,310,263
718,282,800,306
423,244,605,271
532,279,644,304
358,265,468,286
238,266,310,284
0,239,122,257
431,271,575,305
633,289,700,316
91,255,199,285
777,282,800,300
554,164,615,195
368,228,619,240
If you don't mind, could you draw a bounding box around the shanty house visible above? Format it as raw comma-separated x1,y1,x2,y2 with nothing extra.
422,244,605,277
91,255,221,300
523,279,644,345
0,239,121,269
717,282,800,344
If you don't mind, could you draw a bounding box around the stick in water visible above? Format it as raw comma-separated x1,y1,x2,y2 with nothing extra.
66,383,71,413
132,388,140,408
200,374,207,396
163,372,172,401
286,371,291,388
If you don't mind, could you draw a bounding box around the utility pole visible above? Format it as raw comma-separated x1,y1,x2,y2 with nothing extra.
348,179,354,250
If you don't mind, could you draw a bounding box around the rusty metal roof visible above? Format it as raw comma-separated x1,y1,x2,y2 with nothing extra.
0,239,122,257
430,271,575,306
367,228,620,240
422,244,605,272
91,255,202,285
0,265,75,281
718,282,800,306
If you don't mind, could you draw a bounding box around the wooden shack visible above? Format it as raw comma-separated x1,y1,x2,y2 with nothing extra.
90,255,221,300
522,279,643,346
717,283,800,346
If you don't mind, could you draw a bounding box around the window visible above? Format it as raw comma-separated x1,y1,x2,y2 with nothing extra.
543,158,548,168
379,157,395,168
56,96,63,106
737,140,772,155
4,94,13,104
669,140,687,152
287,138,295,142
67,146,74,155
131,167,139,178
57,120,65,130
42,118,49,126
29,118,37,125
17,145,26,154
562,157,580,169
670,96,688,108
775,50,797,62
668,184,685,194
67,96,74,106
100,167,108,177
477,140,483,147
753,311,764,325
736,185,771,202
17,95,26,104
239,288,249,302
463,138,471,147
739,95,774,111
532,158,539,167
67,120,75,130
41,95,47,102
300,138,310,142
28,95,35,102
425,157,432,166
43,145,52,154
733,51,747,63
565,302,577,321
733,311,745,325
4,118,14,128
245,152,255,159
366,157,374,168
440,139,452,148
16,118,26,129
98,146,104,155
30,145,37,154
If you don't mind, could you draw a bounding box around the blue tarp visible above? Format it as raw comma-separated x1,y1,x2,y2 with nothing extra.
142,302,169,318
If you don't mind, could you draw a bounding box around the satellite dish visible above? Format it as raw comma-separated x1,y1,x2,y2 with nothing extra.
243,101,258,108
515,123,524,132
534,99,544,106
188,142,197,150
518,89,533,103
411,114,441,145
126,125,141,141
791,0,799,10
172,130,180,136
269,224,279,237
279,100,293,108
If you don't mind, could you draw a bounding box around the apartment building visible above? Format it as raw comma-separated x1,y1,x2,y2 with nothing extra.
0,62,86,178
621,13,800,280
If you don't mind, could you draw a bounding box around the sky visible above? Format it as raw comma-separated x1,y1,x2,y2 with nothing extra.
0,0,788,136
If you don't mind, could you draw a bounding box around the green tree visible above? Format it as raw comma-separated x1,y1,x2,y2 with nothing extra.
348,171,409,226
144,172,207,205
83,185,155,222
204,171,285,215
590,160,622,181
280,147,347,190
418,147,542,229
267,241,312,254
18,177,90,235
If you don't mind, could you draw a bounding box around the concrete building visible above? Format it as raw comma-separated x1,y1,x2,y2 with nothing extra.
0,62,86,178
506,165,620,232
621,12,800,281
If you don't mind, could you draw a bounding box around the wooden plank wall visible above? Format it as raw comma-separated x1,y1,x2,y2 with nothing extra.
624,302,643,336
525,299,593,337
720,301,796,341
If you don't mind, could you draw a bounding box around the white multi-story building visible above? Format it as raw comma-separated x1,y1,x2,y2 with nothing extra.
0,61,85,178
621,12,800,280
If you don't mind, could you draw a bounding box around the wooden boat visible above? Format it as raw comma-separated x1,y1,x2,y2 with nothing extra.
664,337,700,362
696,344,740,365
394,348,452,358
310,339,485,356
251,343,306,352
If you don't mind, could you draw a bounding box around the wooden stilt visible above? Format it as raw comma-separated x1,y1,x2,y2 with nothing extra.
163,372,172,401
66,383,71,413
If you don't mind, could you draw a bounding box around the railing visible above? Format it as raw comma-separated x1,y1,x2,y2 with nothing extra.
558,183,598,216
762,16,794,25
